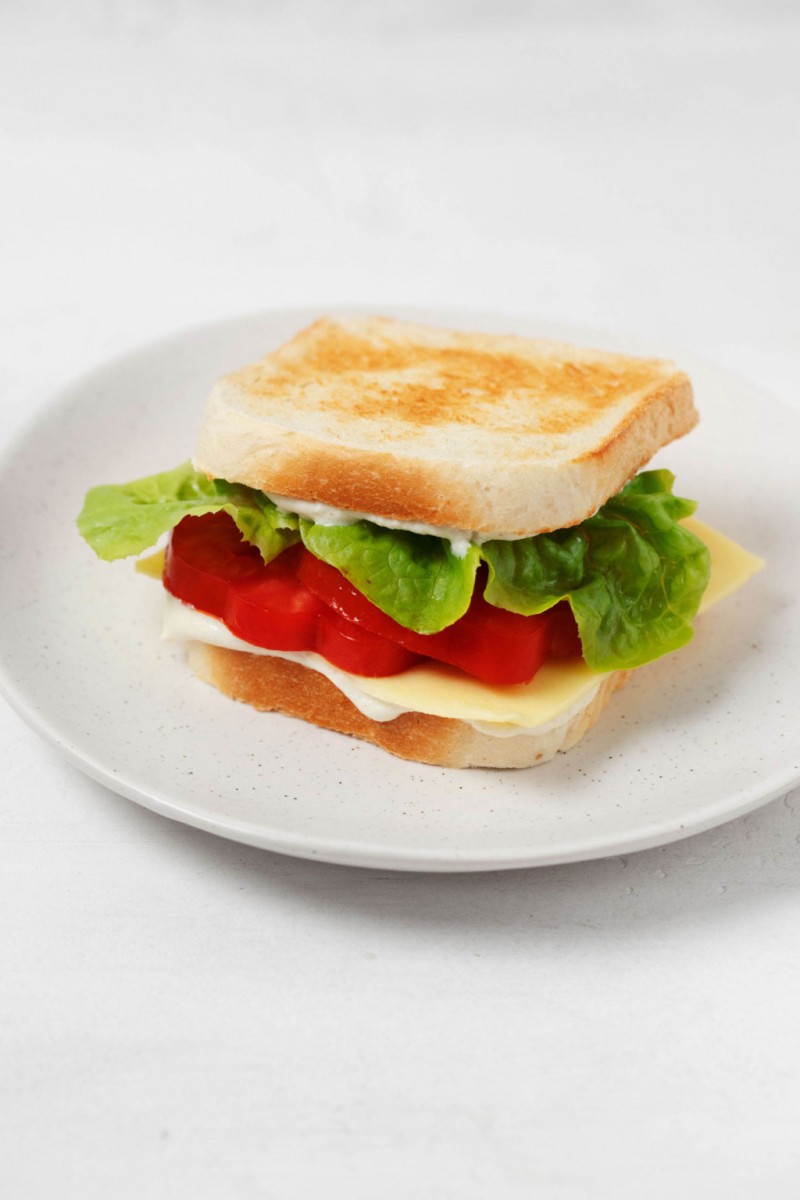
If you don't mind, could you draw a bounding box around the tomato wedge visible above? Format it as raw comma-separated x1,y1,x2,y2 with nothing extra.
163,513,582,684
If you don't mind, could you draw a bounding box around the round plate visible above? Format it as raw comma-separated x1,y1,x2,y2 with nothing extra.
0,308,797,871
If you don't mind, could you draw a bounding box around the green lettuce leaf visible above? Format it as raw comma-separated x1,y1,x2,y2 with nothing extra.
300,519,481,635
480,470,711,670
77,461,299,564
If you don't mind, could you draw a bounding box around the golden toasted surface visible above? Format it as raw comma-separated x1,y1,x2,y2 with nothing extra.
233,318,665,439
194,315,697,535
225,316,681,446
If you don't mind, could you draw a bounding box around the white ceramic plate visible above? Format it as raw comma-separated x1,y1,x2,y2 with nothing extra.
1,308,798,871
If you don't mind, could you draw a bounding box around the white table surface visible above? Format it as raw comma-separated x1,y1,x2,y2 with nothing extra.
2,5,799,1197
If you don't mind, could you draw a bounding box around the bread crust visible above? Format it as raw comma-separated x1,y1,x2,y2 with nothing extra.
185,641,629,769
193,316,697,537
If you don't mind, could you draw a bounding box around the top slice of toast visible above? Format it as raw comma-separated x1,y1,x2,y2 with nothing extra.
193,315,697,537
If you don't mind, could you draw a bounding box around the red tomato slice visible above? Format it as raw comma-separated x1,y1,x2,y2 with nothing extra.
296,551,556,684
164,514,420,677
163,513,583,684
546,601,584,659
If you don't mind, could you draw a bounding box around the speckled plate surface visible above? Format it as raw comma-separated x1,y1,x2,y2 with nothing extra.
0,308,798,871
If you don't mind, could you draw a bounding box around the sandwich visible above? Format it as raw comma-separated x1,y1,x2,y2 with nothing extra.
77,315,763,768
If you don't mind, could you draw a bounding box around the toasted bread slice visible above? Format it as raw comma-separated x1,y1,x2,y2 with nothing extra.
185,641,629,769
194,316,696,537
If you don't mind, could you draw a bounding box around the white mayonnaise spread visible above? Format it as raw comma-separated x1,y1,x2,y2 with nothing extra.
264,493,521,558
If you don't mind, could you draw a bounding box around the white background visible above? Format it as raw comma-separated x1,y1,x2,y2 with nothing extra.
2,2,799,1196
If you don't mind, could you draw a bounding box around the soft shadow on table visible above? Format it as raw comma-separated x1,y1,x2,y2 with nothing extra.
65,752,800,942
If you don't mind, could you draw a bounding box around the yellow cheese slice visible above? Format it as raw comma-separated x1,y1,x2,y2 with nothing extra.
350,517,764,728
136,547,166,578
357,652,601,727
687,517,764,614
